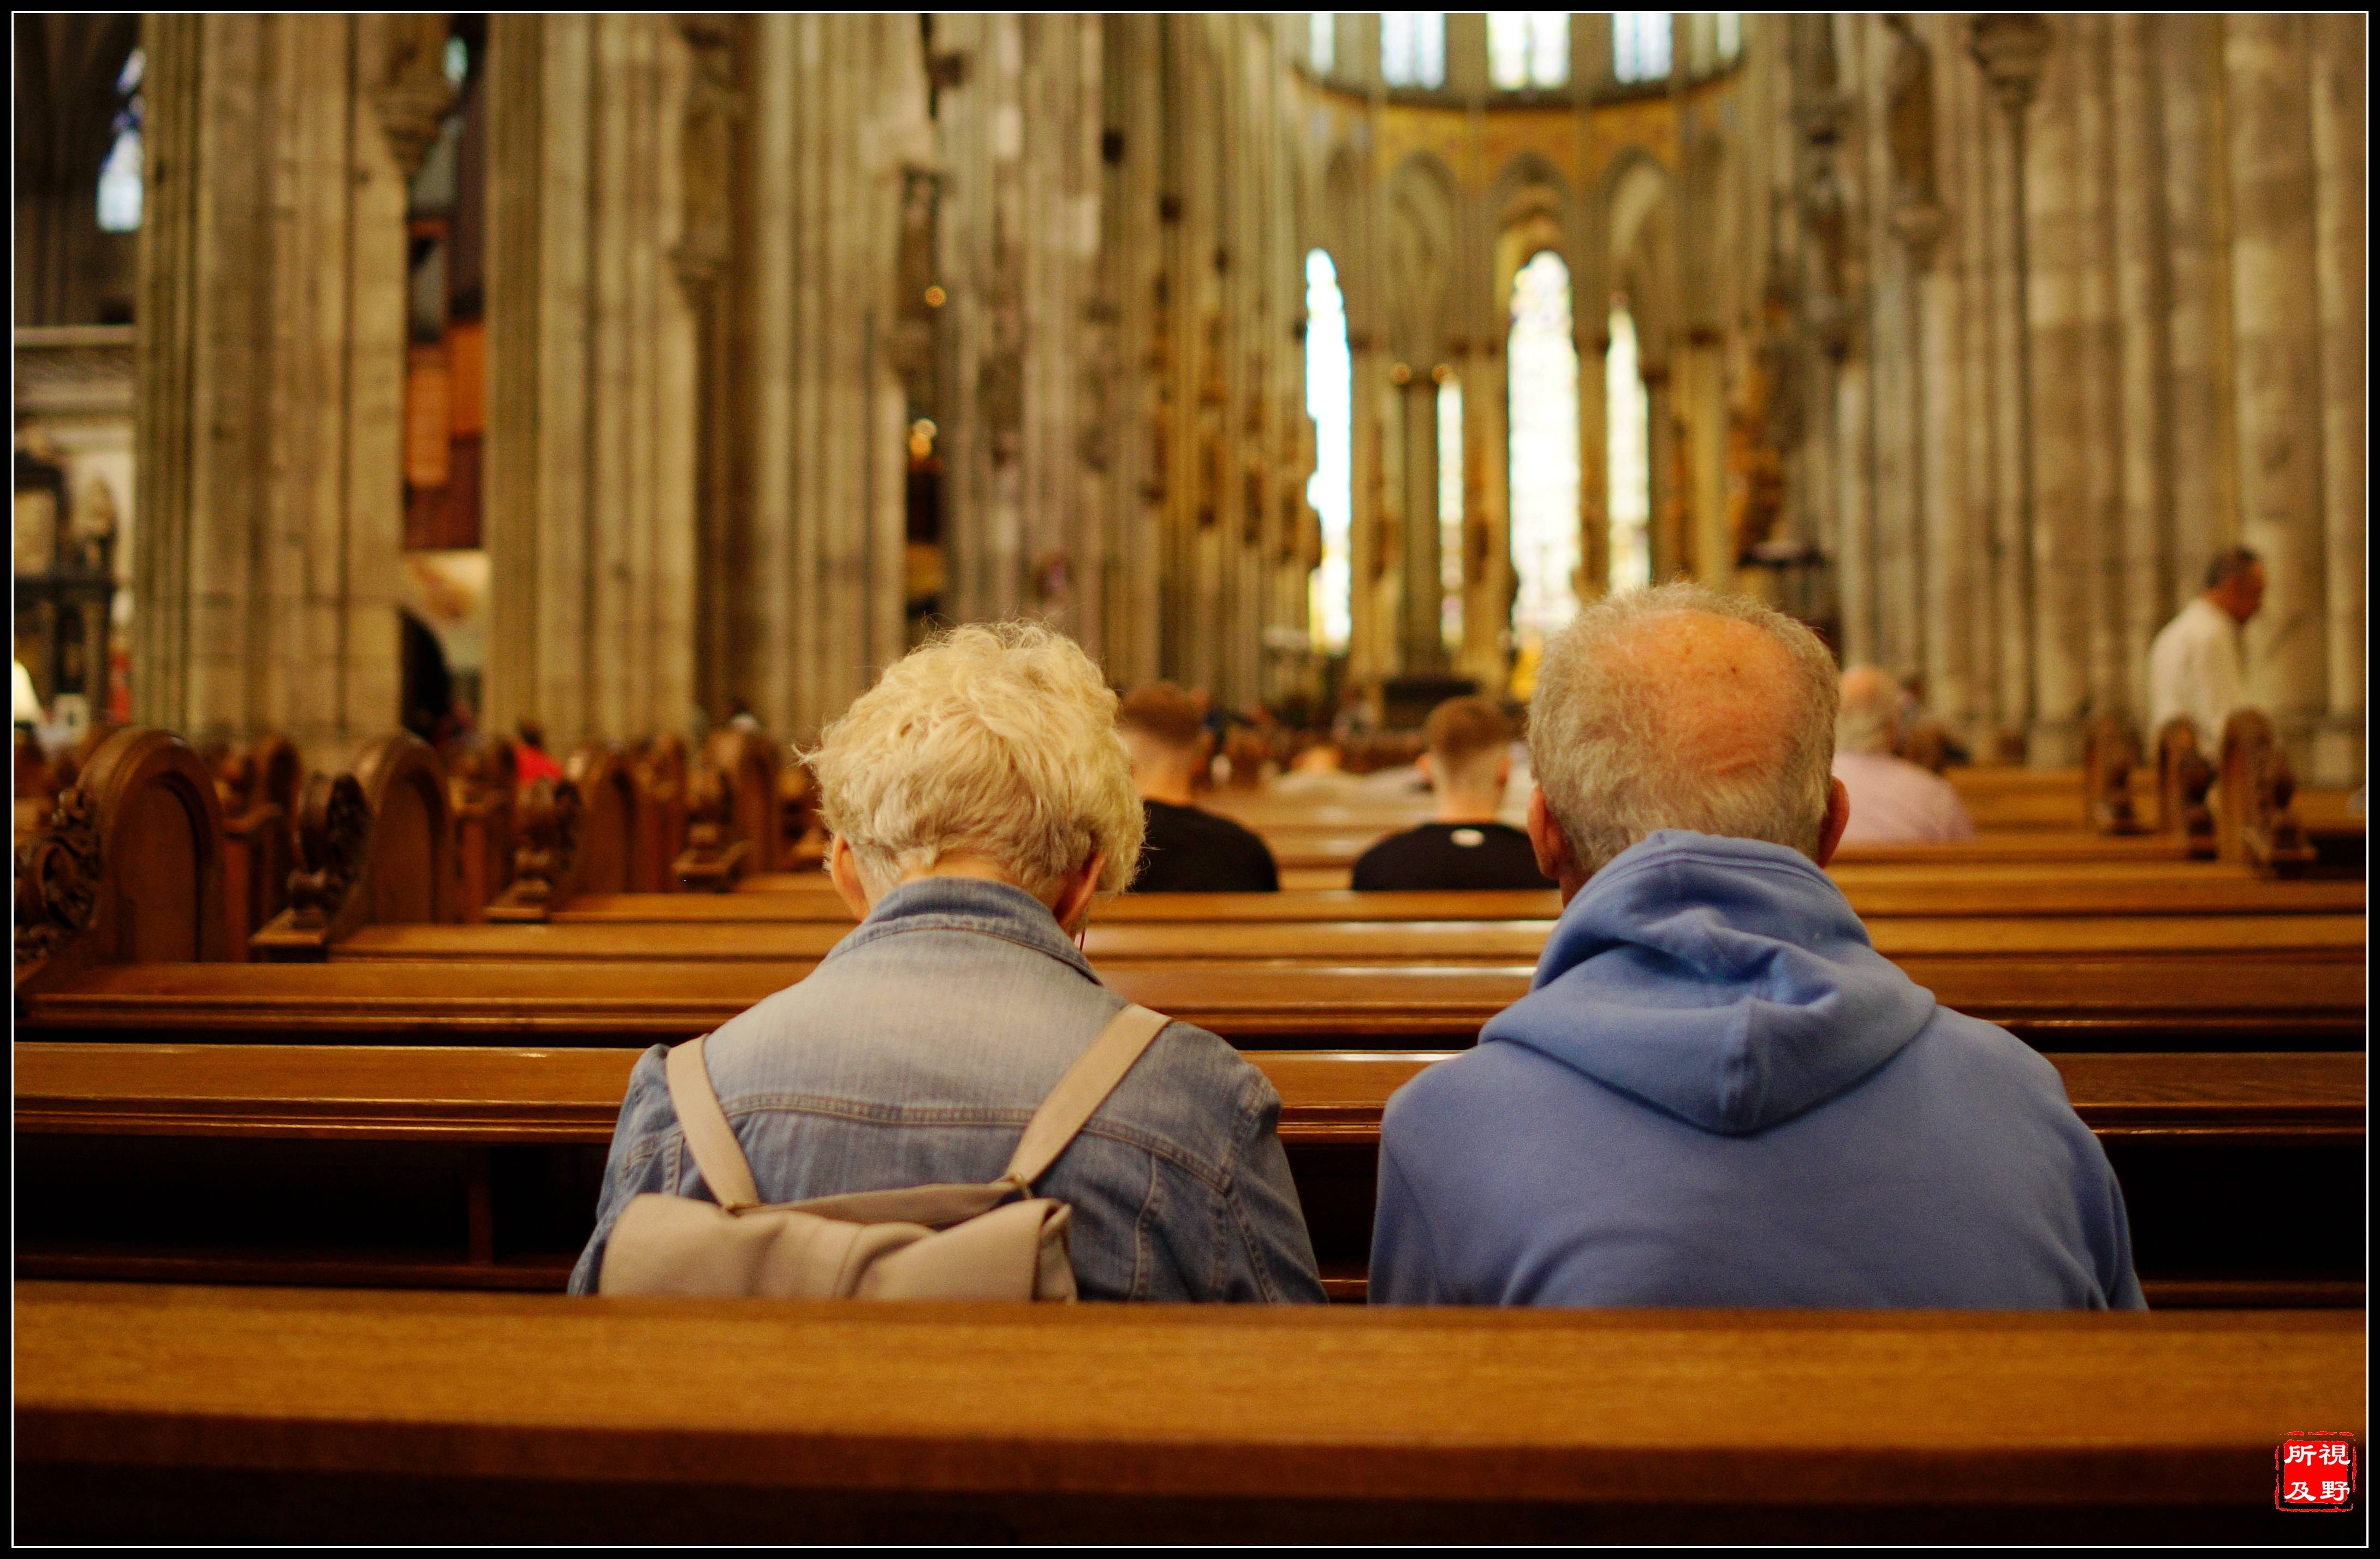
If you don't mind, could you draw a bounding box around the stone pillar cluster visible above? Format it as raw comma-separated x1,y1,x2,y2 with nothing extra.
123,15,2363,775
481,14,702,751
1762,13,2364,781
132,14,445,765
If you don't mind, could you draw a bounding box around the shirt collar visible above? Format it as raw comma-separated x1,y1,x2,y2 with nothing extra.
827,874,1101,985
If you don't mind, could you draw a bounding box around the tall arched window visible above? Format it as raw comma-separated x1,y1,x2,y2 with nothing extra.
1309,13,1336,75
95,47,145,234
1437,375,1464,652
1612,13,1672,84
1488,14,1569,90
1381,14,1446,88
1507,250,1580,655
1606,301,1653,591
1304,250,1354,654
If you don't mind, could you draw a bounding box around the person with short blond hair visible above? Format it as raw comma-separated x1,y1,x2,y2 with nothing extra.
1350,696,1552,891
1118,680,1279,893
1372,582,2142,1311
573,624,1322,1302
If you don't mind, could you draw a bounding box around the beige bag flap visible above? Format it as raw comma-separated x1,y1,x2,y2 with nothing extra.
600,1193,1072,1301
599,1192,933,1297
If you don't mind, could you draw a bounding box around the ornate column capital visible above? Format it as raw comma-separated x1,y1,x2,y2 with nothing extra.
365,15,457,181
1968,14,2052,117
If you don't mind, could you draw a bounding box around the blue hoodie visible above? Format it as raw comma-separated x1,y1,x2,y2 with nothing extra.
1370,831,2146,1309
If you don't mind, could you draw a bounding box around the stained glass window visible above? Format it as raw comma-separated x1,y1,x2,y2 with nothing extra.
1613,13,1672,84
1305,250,1354,654
1310,13,1335,75
1606,303,1652,592
1381,13,1446,88
1437,377,1464,652
1488,13,1569,90
1507,251,1581,649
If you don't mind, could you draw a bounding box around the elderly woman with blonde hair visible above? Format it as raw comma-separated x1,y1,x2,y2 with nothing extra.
571,623,1323,1302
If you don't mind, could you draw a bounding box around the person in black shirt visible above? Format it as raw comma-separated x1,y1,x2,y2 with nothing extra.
1118,682,1280,893
1350,696,1553,892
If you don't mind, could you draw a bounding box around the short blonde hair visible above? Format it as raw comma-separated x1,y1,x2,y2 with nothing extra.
806,623,1144,900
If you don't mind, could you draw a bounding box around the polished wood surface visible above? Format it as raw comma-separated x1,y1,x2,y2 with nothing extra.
17,1044,2363,1147
632,871,2369,923
15,954,2364,1048
14,1283,2363,1542
323,912,2366,965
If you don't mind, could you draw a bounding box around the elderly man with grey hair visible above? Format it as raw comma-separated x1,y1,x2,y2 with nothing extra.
1370,583,2142,1309
1831,665,1975,845
572,623,1322,1302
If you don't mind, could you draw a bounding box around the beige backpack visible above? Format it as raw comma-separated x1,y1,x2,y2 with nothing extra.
598,1004,1170,1301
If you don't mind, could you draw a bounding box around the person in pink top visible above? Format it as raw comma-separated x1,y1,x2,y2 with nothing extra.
1830,667,1975,845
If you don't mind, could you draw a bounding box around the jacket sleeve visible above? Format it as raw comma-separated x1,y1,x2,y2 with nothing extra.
1368,1139,1450,1305
2070,1121,2148,1311
1213,1066,1327,1302
566,1043,681,1295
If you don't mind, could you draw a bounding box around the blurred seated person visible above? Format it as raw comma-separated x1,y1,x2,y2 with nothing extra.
1118,683,1279,893
514,719,566,786
1352,697,1553,891
1271,738,1354,796
1830,667,1974,845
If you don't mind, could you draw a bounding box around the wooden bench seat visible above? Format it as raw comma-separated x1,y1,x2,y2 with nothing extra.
321,913,2367,967
636,872,2366,923
15,956,2366,1050
14,1283,2364,1542
15,1044,2365,1310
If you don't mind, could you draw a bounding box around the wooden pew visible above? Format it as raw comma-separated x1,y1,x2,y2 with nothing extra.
209,735,301,959
16,1043,2361,1309
14,953,2366,1053
673,729,782,891
17,1284,2360,1542
250,734,458,960
642,871,2365,923
14,727,228,994
315,912,2366,967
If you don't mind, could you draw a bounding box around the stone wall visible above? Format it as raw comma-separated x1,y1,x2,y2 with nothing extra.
1776,14,2365,780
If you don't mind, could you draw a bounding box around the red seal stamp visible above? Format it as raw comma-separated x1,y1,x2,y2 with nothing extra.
2276,1433,2358,1512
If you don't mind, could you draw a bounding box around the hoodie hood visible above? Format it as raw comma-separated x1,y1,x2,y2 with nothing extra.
1481,829,1937,1135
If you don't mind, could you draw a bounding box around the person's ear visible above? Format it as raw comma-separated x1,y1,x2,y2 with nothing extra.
1814,776,1851,867
828,835,873,922
1054,851,1106,936
1526,785,1581,899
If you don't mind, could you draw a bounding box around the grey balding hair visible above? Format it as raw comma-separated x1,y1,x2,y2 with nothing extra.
1528,582,1841,875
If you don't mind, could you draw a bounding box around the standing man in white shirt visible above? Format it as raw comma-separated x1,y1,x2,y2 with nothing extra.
2147,548,2265,750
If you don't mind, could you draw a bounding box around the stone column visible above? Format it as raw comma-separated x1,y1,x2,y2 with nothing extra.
2221,15,2329,765
2109,14,2173,726
132,14,430,761
2307,15,2365,784
2155,16,2229,614
483,14,702,749
1968,13,2052,757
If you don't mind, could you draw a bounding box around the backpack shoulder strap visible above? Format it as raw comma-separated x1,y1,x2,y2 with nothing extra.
1004,1004,1172,1190
663,1034,763,1212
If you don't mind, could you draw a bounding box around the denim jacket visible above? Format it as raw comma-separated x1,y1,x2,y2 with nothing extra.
569,876,1325,1302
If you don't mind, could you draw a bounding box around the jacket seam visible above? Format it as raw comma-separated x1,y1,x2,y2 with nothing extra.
698,1096,1237,1195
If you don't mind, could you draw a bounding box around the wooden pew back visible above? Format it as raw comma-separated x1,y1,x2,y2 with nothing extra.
14,727,228,990
252,736,456,961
